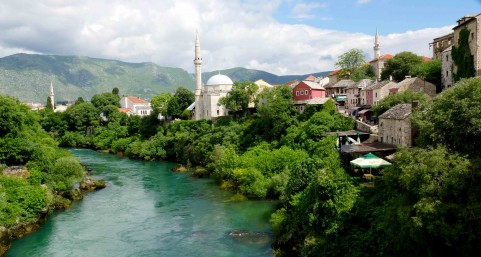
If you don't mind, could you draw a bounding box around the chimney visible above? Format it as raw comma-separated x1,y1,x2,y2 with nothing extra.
412,100,419,109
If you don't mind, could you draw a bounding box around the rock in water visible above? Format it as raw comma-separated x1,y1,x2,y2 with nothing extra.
228,230,272,244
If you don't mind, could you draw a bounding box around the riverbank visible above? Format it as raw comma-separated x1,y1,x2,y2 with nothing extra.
6,149,276,257
0,171,106,257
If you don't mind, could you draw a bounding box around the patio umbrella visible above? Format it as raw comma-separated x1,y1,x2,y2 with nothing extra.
350,152,391,171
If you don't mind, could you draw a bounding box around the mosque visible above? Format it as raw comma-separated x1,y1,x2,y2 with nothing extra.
193,33,234,120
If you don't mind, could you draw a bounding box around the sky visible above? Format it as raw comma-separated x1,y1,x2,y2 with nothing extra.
0,0,480,75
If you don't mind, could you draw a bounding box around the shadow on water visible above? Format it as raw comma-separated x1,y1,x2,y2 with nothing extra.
7,149,276,257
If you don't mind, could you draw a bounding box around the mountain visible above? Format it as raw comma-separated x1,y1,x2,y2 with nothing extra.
201,67,330,85
0,54,331,103
0,53,194,103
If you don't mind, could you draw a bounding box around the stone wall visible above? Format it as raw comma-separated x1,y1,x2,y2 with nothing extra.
378,118,412,147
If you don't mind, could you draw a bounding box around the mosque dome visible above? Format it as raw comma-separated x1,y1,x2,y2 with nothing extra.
206,74,233,86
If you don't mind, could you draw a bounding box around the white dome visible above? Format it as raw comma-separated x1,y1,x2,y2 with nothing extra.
206,74,233,86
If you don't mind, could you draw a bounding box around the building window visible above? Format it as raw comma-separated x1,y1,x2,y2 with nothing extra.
375,92,377,97
305,90,308,95
446,55,449,61
296,91,299,96
446,70,449,77
217,109,219,115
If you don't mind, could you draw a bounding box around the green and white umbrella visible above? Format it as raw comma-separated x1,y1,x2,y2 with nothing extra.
350,152,391,169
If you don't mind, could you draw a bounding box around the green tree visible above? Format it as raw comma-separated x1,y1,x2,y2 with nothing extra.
74,97,85,105
166,87,194,118
46,96,54,111
452,27,476,82
335,48,366,74
151,92,172,116
0,95,27,137
64,102,99,132
377,146,480,256
413,77,481,156
349,63,375,82
381,51,423,81
91,92,120,110
112,87,120,96
219,81,258,116
412,59,442,93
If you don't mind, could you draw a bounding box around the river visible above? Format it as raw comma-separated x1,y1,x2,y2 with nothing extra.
7,149,276,257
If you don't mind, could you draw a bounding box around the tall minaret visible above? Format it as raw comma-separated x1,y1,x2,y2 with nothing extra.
194,31,203,120
49,80,55,110
373,29,380,59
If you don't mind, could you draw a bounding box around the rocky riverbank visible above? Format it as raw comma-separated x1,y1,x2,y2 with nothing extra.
0,174,106,257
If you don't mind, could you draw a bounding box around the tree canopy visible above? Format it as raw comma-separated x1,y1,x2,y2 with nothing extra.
151,92,172,116
166,87,194,118
381,51,423,81
335,48,366,73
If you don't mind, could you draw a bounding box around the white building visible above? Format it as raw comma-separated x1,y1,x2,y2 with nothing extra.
119,96,153,116
193,33,234,120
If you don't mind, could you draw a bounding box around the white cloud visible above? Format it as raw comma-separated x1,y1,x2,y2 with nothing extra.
290,1,328,19
0,0,454,76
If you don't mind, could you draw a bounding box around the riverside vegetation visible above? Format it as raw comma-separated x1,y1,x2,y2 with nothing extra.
2,77,481,256
0,95,106,255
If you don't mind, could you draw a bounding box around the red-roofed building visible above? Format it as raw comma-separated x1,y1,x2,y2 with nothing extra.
120,96,152,116
304,75,317,81
421,56,431,62
327,69,341,84
369,54,394,81
292,81,326,101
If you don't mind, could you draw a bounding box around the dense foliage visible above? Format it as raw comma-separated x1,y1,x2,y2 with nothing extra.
0,95,85,229
381,51,423,81
30,76,481,256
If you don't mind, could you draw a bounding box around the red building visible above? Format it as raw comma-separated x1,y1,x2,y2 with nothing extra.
292,81,326,101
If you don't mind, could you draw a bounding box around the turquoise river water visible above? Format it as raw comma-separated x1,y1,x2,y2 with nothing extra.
7,149,276,257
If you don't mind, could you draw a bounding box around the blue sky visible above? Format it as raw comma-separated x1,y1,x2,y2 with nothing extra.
0,0,479,74
274,0,481,34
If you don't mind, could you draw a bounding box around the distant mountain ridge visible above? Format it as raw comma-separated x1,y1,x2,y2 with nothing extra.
0,53,330,103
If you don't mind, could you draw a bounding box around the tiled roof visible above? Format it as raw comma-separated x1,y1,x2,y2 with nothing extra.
300,81,325,90
421,56,431,62
331,79,356,88
371,80,391,90
369,54,394,63
304,75,316,81
295,97,330,105
126,96,149,104
328,69,341,76
119,107,132,113
378,103,412,120
348,79,373,89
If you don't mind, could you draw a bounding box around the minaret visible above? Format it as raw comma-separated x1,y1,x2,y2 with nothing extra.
49,80,55,110
373,29,380,59
194,31,203,120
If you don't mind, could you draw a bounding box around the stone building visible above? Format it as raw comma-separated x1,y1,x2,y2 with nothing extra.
378,103,414,147
430,33,454,60
394,77,436,98
452,14,481,77
442,46,453,90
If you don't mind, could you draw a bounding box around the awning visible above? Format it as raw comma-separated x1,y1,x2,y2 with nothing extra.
358,109,371,115
335,96,347,101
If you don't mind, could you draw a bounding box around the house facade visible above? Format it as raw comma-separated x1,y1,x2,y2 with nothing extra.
431,33,454,60
378,103,414,147
119,96,153,116
292,81,326,101
442,46,454,90
452,14,481,77
345,79,373,109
